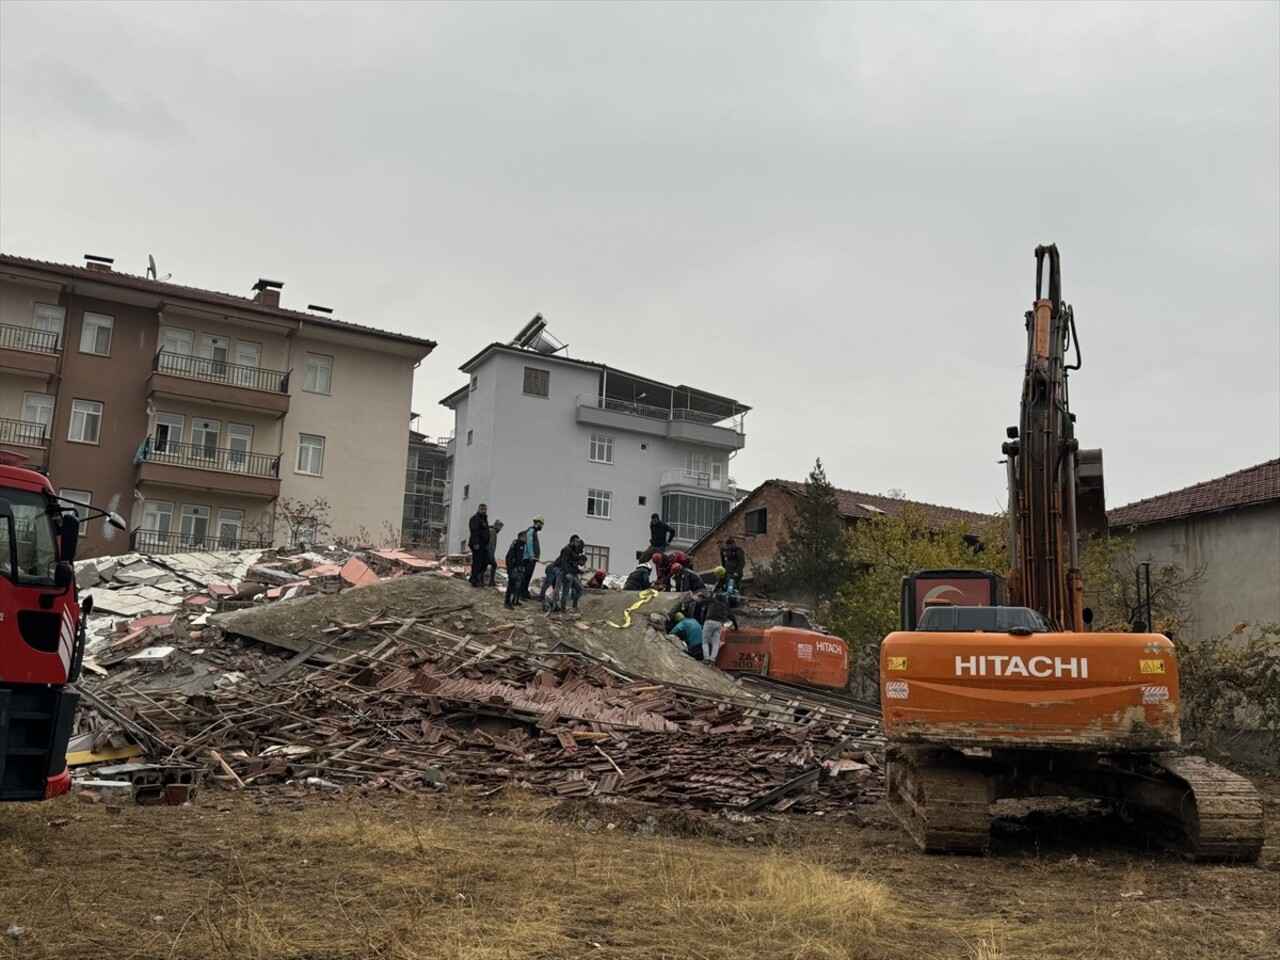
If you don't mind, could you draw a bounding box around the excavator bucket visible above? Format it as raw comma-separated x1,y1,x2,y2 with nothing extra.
1075,448,1107,536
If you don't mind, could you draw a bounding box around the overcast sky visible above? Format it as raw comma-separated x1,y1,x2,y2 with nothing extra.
2,1,1276,514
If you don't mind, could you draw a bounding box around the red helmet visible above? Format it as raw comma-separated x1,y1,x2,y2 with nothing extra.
652,553,664,565
670,563,683,573
595,569,606,577
673,551,689,564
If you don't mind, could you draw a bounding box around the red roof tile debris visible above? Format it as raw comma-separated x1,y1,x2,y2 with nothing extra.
1108,458,1280,528
0,253,436,352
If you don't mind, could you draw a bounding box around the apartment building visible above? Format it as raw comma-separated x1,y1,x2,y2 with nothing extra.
0,253,435,557
441,317,748,574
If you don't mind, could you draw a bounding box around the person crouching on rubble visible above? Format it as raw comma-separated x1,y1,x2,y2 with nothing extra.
585,569,607,590
504,530,528,609
669,612,705,661
623,561,652,590
701,589,737,666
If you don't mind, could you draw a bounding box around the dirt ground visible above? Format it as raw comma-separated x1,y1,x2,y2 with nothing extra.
2,778,1276,960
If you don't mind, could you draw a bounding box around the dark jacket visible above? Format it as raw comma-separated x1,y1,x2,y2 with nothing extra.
623,566,651,591
672,569,704,593
720,544,745,579
648,520,676,549
468,512,490,550
505,538,526,571
704,594,738,627
555,543,586,578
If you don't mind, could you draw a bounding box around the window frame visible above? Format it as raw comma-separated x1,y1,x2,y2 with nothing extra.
744,507,768,536
20,392,54,439
79,312,114,356
589,434,614,464
67,399,103,444
296,433,326,476
304,353,333,395
586,488,612,520
522,366,550,398
466,429,474,445
582,544,610,573
58,489,92,518
33,303,64,350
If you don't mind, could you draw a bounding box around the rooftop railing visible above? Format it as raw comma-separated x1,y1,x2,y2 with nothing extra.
0,322,60,354
152,350,291,394
577,395,744,431
138,435,282,479
0,418,47,447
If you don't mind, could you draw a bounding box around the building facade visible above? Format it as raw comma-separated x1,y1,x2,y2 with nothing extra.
1108,459,1280,643
442,326,748,574
0,253,435,557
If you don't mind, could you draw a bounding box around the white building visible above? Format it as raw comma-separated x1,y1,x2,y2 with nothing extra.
441,319,749,574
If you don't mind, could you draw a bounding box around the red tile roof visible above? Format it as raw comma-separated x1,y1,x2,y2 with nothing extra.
0,253,436,352
1108,458,1280,528
773,480,993,533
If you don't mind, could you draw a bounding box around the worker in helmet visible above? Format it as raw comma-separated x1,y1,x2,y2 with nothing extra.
668,611,705,661
623,561,652,591
652,552,672,591
585,569,608,590
670,562,704,593
701,590,739,666
521,515,545,600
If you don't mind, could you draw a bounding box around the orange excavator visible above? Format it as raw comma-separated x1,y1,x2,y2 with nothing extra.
878,245,1264,861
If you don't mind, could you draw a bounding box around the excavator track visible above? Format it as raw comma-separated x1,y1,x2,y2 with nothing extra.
886,745,991,854
1138,754,1265,863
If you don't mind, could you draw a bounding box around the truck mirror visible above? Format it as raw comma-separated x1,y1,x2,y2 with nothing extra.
54,561,74,590
59,513,80,562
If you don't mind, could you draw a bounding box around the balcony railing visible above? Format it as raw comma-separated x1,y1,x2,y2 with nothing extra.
130,527,271,555
658,467,736,495
139,435,282,479
577,395,745,431
0,322,60,354
0,417,47,447
669,522,715,543
152,351,290,394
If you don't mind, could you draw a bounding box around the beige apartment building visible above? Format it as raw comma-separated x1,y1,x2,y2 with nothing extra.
0,253,435,557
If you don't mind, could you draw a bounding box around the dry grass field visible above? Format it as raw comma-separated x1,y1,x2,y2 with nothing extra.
1,782,1276,960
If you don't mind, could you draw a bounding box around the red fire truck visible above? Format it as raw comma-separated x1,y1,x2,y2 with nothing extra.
1,453,123,801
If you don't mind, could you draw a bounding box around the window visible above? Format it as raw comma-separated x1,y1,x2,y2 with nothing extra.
297,434,325,475
234,341,261,386
198,334,230,379
217,508,244,546
304,353,333,394
463,483,470,499
466,429,473,445
685,453,726,488
292,516,317,548
228,424,252,471
191,419,221,459
68,400,103,443
160,327,194,372
143,500,174,535
661,493,732,542
586,488,612,519
745,507,768,536
640,443,648,451
79,313,113,355
470,375,478,392
20,392,54,440
583,544,610,573
154,413,184,453
589,434,614,464
58,489,92,518
638,496,647,506
523,366,549,398
33,304,64,350
180,504,210,546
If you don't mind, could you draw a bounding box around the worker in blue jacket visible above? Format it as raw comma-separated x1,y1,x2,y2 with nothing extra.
668,612,705,661
521,515,544,599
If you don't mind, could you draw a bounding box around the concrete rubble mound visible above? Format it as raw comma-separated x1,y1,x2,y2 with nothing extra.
71,546,884,817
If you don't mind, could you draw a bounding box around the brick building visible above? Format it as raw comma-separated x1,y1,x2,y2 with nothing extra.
687,479,992,579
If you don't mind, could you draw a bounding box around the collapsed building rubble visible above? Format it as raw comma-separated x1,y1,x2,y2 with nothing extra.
70,547,884,816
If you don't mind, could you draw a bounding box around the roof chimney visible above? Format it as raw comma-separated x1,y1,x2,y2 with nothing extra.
84,254,114,273
253,278,284,309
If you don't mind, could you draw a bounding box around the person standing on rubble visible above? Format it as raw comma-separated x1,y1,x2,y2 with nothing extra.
521,516,544,599
468,504,491,588
701,590,738,667
504,529,527,608
668,612,705,661
482,520,504,586
720,537,745,585
643,513,675,561
552,534,587,615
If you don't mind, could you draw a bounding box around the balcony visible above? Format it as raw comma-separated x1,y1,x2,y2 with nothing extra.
129,527,271,555
148,351,291,416
658,467,737,498
575,395,746,450
0,418,49,465
135,435,282,499
0,322,60,377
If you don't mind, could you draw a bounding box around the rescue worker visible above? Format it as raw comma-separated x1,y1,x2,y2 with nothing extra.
585,570,608,590
668,612,705,661
521,515,544,600
552,535,587,615
467,503,490,587
670,563,704,593
720,537,745,584
643,513,675,560
701,590,738,666
482,520,504,586
622,562,652,591
503,530,527,608
712,565,741,605
652,552,672,591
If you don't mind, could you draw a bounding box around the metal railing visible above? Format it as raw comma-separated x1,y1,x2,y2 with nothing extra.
152,351,291,394
669,522,715,543
139,435,282,479
658,467,736,494
0,322,60,354
0,418,47,446
577,394,744,431
130,527,271,554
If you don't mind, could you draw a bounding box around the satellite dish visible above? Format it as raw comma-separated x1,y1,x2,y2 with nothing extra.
147,254,157,280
